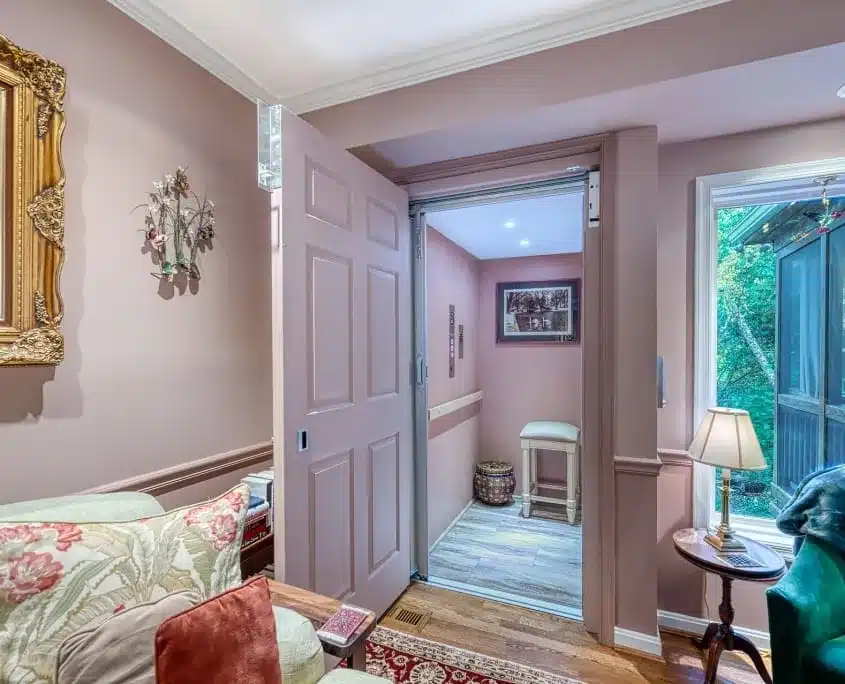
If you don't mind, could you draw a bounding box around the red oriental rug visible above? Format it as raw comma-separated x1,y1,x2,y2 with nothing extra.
354,627,581,684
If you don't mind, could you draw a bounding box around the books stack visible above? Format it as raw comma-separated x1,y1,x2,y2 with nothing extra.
241,468,275,549
243,497,271,548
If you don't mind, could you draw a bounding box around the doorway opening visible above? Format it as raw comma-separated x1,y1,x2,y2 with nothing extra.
411,177,589,621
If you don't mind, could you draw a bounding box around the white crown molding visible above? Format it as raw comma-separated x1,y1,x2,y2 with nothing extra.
106,0,277,104
286,0,731,113
614,626,663,657
108,0,729,113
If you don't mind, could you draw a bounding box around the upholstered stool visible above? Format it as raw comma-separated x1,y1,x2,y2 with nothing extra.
520,421,580,523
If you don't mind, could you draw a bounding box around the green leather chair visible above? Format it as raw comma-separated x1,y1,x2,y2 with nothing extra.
767,536,845,683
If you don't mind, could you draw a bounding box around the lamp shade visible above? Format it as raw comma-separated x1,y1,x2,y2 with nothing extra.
689,407,766,470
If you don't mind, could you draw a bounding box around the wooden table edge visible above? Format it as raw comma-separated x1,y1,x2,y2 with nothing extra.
672,535,786,583
266,579,377,660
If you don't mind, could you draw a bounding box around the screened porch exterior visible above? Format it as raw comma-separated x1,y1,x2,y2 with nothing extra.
736,192,845,508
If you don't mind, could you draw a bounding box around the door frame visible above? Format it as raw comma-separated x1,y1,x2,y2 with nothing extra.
392,135,616,645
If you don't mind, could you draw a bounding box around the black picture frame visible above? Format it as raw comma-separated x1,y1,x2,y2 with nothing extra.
496,279,580,343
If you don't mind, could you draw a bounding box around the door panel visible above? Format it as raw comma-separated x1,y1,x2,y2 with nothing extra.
369,433,400,573
309,452,355,598
308,247,354,411
275,110,412,616
368,266,400,398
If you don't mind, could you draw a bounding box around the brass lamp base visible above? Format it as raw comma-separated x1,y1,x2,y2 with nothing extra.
705,528,746,553
705,468,746,553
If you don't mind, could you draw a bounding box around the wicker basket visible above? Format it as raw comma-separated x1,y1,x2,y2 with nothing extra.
474,461,515,506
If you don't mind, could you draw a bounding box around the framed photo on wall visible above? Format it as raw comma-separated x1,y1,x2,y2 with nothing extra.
496,279,580,343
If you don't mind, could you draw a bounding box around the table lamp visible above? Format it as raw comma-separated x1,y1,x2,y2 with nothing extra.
689,407,766,552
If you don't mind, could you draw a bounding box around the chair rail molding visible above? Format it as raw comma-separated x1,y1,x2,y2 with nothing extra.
428,391,484,422
658,448,693,468
82,441,273,497
614,455,664,477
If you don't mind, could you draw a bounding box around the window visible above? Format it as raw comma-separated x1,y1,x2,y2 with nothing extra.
715,206,776,519
695,160,845,551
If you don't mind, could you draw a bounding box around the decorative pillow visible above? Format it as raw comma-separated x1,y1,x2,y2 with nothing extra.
154,575,282,684
0,485,250,683
56,590,201,684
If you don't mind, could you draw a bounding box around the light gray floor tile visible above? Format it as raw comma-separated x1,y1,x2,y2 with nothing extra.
428,500,582,611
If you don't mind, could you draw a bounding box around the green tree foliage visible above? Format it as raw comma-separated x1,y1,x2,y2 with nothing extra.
716,207,777,518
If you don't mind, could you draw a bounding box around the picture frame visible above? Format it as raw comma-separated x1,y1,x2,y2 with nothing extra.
0,33,66,366
496,279,580,344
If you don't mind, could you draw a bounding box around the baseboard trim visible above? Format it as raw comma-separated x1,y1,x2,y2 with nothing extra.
657,610,770,651
429,498,475,552
614,627,663,658
82,441,274,497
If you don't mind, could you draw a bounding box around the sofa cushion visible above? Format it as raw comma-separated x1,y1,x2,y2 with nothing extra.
807,636,845,682
0,485,249,683
0,492,165,523
155,576,282,684
273,604,326,684
56,590,200,684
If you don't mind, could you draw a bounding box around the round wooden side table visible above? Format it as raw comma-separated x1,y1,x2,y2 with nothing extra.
672,528,785,684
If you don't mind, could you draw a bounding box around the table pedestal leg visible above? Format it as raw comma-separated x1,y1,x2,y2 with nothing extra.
349,640,367,671
694,577,772,684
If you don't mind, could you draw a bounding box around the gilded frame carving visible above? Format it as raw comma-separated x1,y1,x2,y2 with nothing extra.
0,34,66,366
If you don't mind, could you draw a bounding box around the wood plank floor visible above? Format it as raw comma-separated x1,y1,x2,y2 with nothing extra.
429,500,582,611
385,583,769,684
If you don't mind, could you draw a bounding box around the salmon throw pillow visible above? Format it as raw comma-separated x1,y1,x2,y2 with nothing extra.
0,484,250,683
155,575,282,684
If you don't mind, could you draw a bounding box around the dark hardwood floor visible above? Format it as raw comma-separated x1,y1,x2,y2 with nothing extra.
384,582,769,684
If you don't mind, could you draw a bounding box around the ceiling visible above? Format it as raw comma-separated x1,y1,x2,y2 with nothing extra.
368,41,845,169
107,0,730,113
427,192,584,260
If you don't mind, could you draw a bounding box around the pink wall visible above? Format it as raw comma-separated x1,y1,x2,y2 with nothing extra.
426,227,481,546
0,0,272,503
478,254,583,488
303,0,845,149
426,228,480,408
657,116,845,631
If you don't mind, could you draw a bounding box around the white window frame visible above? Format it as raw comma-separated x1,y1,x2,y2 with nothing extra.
694,157,845,558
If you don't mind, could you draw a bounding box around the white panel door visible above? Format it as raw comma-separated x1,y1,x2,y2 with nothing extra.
272,109,412,615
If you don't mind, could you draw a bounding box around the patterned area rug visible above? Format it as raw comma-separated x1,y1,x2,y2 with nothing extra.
359,627,581,683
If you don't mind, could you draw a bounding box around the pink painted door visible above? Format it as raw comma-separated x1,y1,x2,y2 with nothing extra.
272,110,412,616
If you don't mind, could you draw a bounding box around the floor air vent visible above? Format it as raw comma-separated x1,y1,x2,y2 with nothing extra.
384,606,431,632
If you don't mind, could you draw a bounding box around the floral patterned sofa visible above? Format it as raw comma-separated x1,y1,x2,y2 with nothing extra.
0,491,384,684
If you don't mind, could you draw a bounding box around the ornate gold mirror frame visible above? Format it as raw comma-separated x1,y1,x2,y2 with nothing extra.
0,34,65,366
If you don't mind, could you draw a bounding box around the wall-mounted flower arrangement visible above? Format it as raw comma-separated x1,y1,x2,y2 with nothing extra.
137,168,216,281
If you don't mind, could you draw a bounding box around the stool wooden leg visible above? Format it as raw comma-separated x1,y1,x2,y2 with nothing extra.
566,447,577,524
521,446,532,517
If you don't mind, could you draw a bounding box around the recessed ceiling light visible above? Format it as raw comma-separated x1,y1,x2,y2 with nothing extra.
519,239,531,248
838,83,845,99
566,166,583,172
503,220,517,229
